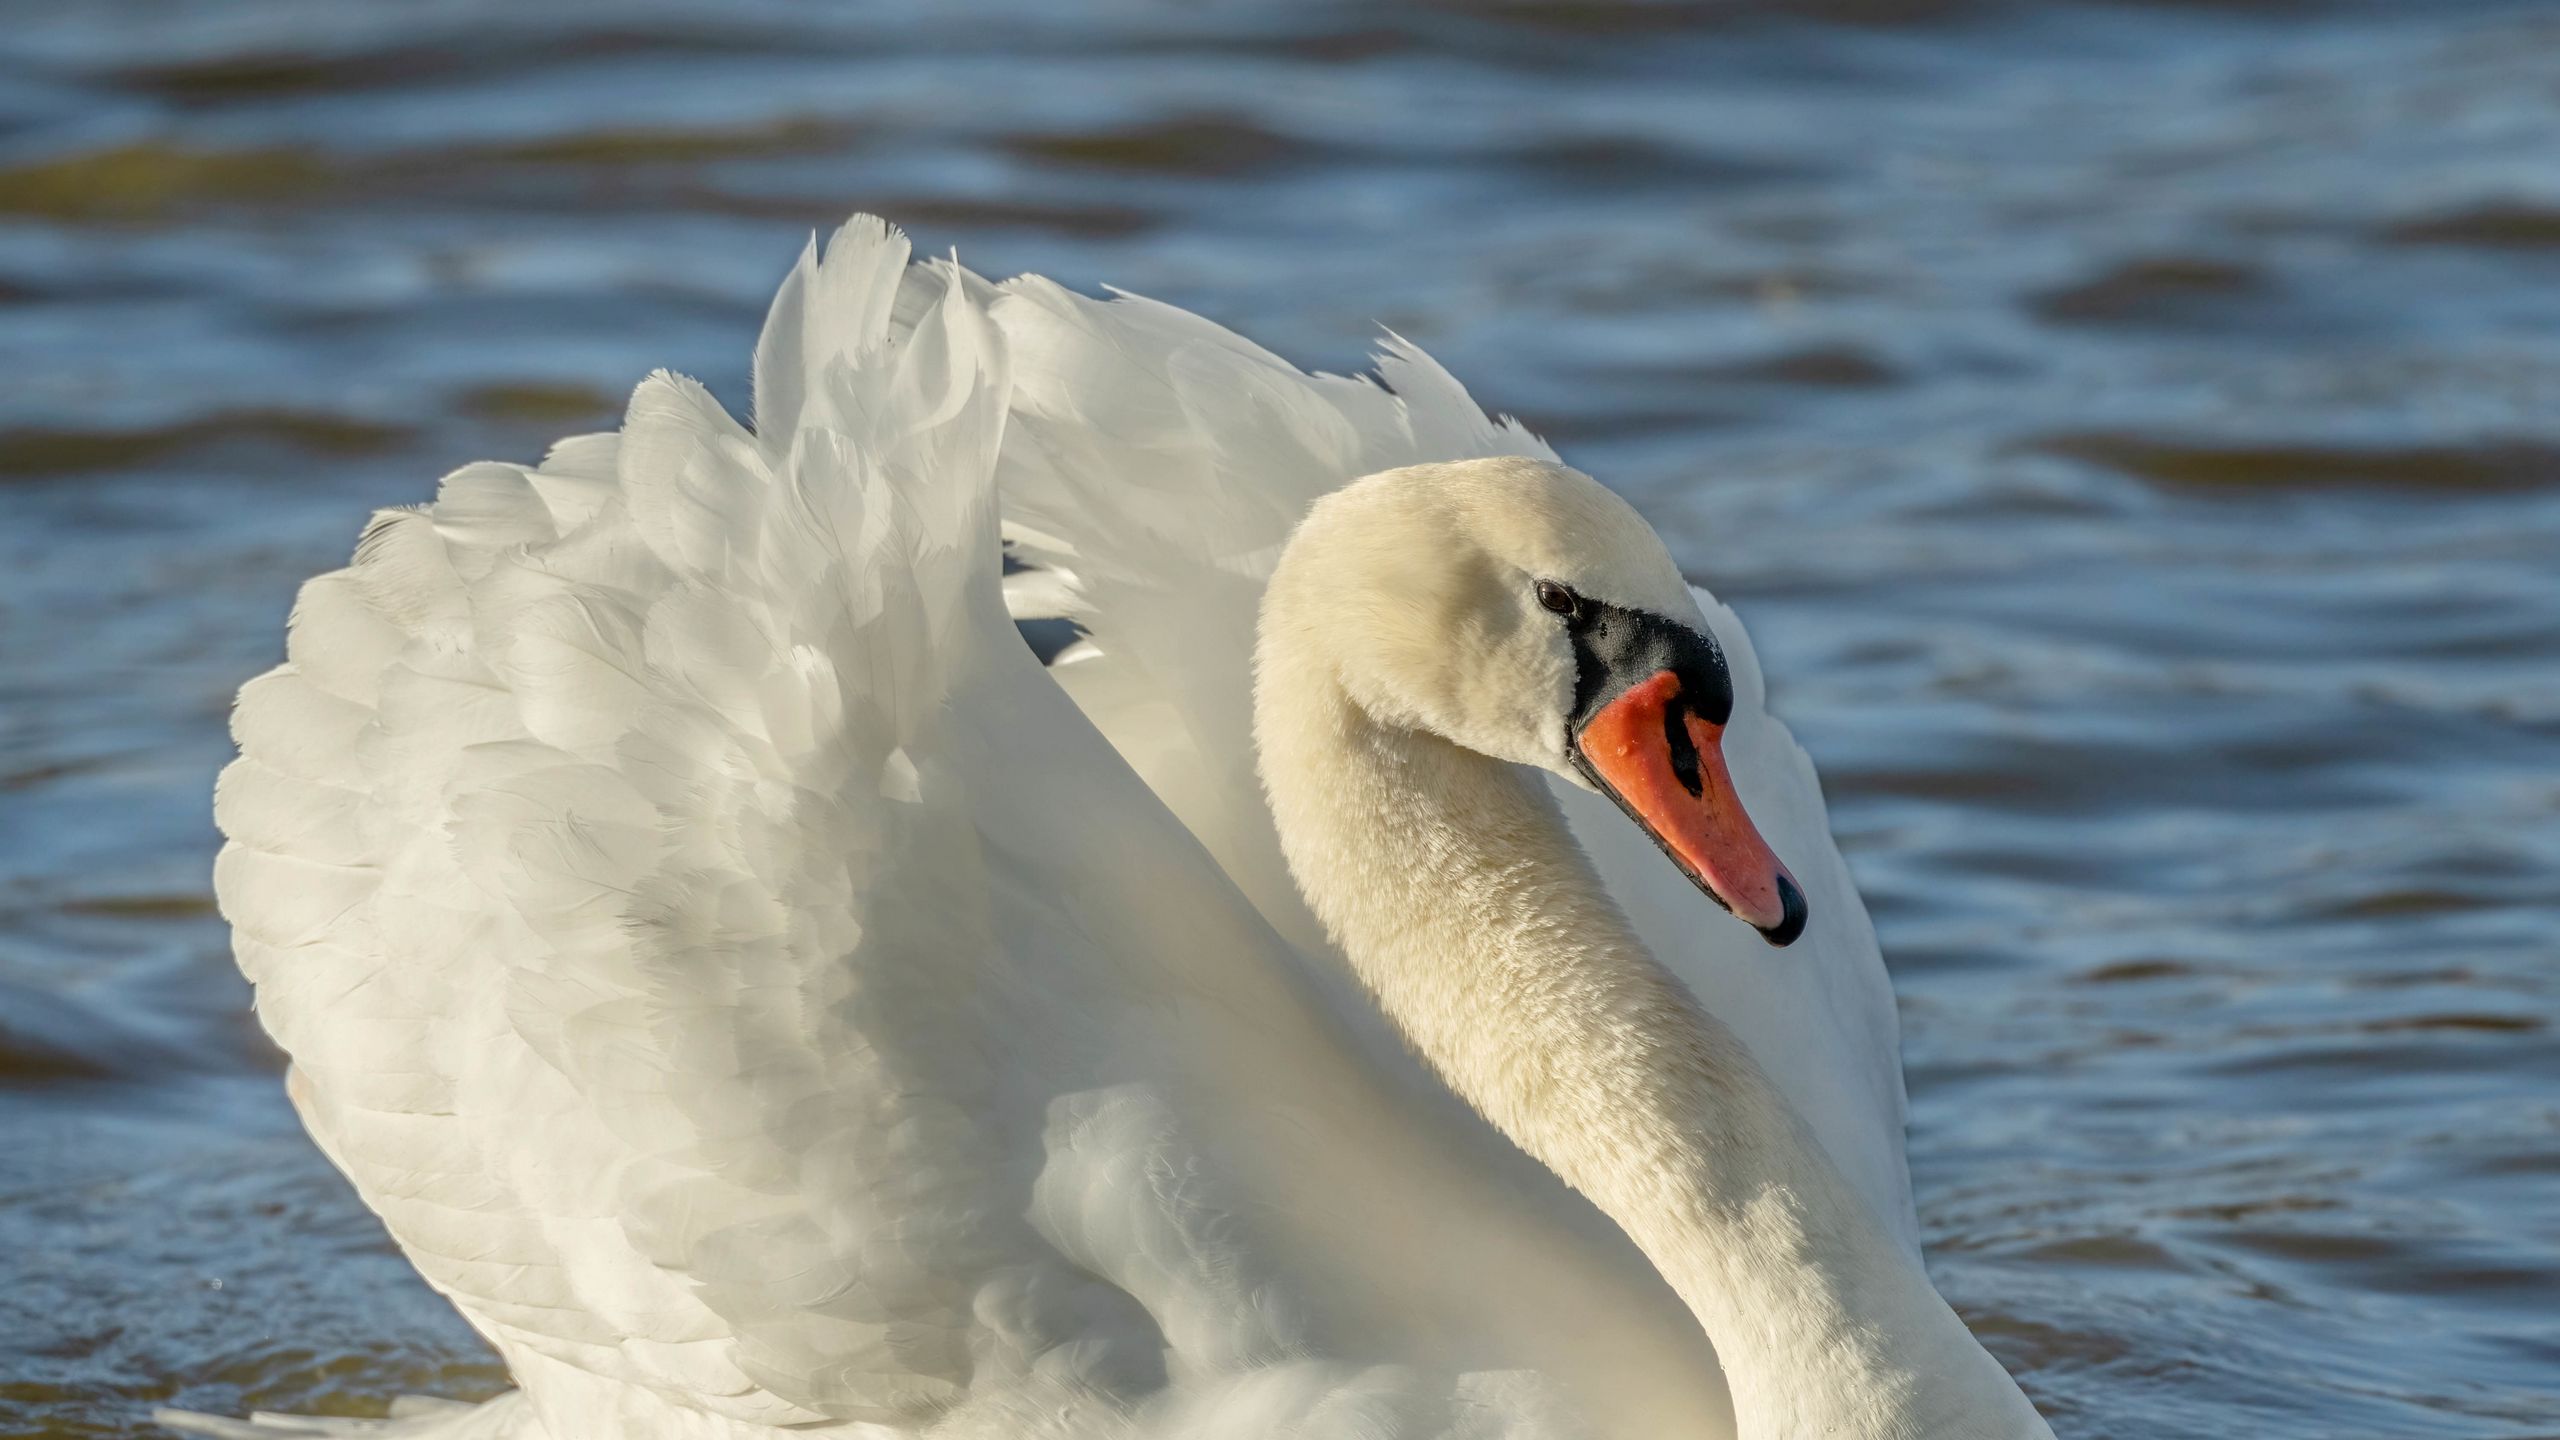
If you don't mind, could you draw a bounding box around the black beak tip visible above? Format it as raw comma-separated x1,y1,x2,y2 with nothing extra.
1758,874,1808,948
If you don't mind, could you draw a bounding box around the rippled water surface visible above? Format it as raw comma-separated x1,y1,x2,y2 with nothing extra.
5,2,2558,1435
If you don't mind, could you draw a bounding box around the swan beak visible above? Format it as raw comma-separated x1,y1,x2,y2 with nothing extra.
1574,669,1807,946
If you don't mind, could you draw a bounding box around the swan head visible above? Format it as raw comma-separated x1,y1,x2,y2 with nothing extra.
1262,456,1805,945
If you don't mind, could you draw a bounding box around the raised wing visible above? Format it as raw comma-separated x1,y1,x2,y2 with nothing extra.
213,219,1725,1439
988,280,1918,1254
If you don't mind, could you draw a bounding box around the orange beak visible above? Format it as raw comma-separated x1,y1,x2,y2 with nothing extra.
1574,669,1806,946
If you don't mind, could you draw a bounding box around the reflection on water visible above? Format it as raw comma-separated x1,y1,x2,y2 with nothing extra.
3,2,2557,1435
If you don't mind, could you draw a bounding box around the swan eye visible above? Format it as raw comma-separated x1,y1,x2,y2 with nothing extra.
1535,580,1580,618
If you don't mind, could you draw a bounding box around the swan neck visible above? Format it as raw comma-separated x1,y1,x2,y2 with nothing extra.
1255,664,2042,1437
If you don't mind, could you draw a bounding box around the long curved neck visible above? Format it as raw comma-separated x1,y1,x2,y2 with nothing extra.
1255,655,2048,1439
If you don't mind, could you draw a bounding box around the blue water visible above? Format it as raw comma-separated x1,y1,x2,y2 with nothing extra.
3,3,2557,1434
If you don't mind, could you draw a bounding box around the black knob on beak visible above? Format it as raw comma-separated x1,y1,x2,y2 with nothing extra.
1758,874,1808,948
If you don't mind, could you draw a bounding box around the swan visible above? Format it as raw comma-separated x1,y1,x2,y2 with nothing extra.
177,216,2053,1440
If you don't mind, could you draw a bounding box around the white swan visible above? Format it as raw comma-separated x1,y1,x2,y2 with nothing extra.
180,217,2052,1440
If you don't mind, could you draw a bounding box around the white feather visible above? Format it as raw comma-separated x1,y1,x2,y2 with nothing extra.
195,215,1928,1440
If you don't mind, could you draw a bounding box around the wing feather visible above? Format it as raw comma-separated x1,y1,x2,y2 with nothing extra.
218,216,1852,1438
986,275,1920,1251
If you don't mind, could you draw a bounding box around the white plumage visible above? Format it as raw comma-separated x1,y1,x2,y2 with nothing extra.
183,217,2030,1440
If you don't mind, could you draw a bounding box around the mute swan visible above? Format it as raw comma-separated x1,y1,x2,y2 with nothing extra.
179,217,2052,1440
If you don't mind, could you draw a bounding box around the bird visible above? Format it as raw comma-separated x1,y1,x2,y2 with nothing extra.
175,215,2053,1440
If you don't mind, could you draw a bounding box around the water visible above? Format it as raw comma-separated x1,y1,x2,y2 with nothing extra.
4,2,2557,1434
